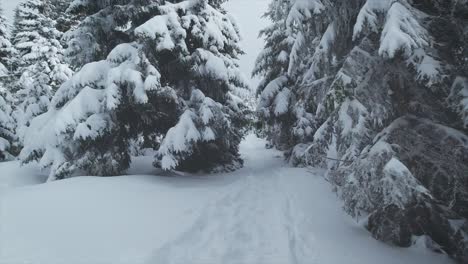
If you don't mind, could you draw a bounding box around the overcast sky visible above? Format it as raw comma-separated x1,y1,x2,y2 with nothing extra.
224,0,269,88
2,0,22,21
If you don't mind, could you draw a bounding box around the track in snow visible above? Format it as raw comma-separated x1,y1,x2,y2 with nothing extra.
0,135,453,264
148,138,317,264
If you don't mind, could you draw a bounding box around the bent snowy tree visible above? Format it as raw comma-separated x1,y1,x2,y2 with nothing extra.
20,0,250,180
255,0,468,262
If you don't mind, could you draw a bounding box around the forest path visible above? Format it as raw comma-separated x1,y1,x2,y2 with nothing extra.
0,135,452,264
146,135,319,264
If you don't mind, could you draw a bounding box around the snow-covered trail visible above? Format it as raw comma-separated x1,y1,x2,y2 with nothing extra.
0,135,453,264
145,135,452,264
147,137,318,264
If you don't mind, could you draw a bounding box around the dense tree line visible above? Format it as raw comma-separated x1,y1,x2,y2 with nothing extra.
0,0,250,179
0,2,15,161
255,0,468,262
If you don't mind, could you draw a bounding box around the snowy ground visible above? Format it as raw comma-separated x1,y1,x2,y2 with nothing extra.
0,135,453,264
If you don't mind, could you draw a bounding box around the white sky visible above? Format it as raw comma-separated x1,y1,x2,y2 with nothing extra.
2,0,269,88
2,0,23,21
224,0,269,89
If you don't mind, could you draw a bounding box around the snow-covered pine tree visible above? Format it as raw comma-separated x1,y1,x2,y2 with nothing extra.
63,0,154,69
256,0,468,261
20,0,249,180
0,2,13,77
253,0,329,151
45,0,76,33
0,88,14,161
142,0,250,172
11,0,73,143
0,2,15,161
0,2,17,160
